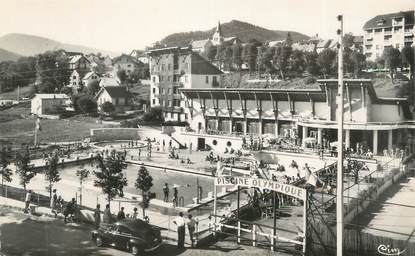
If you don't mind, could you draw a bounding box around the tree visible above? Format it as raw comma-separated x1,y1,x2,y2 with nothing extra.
76,167,90,206
242,43,258,74
44,153,60,199
383,47,401,80
305,51,320,76
100,101,116,114
232,42,243,71
15,149,35,190
87,80,100,95
401,46,414,79
285,32,293,47
205,45,217,62
352,50,366,78
317,49,337,78
75,94,98,114
273,45,292,80
117,69,127,84
93,154,127,205
135,164,153,217
343,33,355,49
291,49,305,75
0,147,12,196
142,106,164,122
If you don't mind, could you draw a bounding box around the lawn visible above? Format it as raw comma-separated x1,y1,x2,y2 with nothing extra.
0,105,115,146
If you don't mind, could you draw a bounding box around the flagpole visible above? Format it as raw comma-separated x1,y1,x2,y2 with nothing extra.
336,14,344,256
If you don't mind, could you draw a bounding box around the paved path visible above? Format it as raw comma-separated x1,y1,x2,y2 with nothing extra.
360,176,415,241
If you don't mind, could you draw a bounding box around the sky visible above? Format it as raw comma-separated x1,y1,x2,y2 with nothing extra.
0,0,413,53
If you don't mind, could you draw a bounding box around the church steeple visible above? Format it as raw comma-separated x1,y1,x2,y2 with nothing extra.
212,20,224,45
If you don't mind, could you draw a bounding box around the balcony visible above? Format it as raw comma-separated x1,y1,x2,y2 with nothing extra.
172,82,184,88
162,106,183,113
172,94,182,100
404,37,413,43
384,30,392,35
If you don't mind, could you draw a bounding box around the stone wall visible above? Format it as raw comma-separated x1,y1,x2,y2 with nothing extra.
90,128,140,141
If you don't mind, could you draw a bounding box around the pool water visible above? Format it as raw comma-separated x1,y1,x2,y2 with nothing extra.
94,140,146,149
57,162,214,206
123,164,214,206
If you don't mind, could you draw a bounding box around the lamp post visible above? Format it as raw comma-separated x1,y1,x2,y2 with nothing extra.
336,14,344,256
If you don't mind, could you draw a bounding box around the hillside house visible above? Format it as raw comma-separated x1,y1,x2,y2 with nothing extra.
31,94,70,116
96,86,133,112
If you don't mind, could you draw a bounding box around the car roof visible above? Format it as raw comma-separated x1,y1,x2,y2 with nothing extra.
115,219,152,234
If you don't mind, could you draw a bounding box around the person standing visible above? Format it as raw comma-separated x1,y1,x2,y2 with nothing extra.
162,139,165,151
187,214,196,247
173,186,178,207
138,149,141,161
132,207,138,219
50,189,58,218
24,190,32,213
173,212,186,249
117,207,126,220
94,204,101,229
103,204,111,224
163,183,169,202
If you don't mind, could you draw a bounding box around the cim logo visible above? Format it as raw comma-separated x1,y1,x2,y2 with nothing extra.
377,244,406,256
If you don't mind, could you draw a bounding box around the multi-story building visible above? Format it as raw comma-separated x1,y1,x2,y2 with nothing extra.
178,79,415,154
67,55,92,93
148,46,223,122
363,10,414,61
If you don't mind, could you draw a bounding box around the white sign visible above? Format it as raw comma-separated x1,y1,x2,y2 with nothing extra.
215,176,306,201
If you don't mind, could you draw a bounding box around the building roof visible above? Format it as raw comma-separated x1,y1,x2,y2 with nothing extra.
96,86,131,99
83,71,98,80
113,54,144,65
191,39,211,49
180,88,326,102
99,77,120,87
69,55,90,64
190,52,223,75
33,94,69,100
363,10,414,30
180,79,408,105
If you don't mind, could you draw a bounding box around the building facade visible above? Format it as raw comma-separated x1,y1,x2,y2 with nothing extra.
148,46,223,122
31,94,70,116
179,79,414,154
96,86,133,112
363,10,414,61
113,54,145,75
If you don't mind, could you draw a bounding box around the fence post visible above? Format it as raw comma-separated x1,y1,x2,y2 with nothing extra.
237,221,241,244
195,221,198,246
270,230,274,251
252,224,256,247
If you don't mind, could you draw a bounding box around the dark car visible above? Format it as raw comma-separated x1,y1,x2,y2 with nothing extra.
91,219,162,255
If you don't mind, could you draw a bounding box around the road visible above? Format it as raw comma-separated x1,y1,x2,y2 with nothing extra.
0,207,285,256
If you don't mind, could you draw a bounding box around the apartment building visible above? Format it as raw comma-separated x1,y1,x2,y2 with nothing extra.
148,46,223,122
363,10,414,61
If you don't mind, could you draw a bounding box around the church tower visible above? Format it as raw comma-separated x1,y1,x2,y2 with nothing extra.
212,21,224,45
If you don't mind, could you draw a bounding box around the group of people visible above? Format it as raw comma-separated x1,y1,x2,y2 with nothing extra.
163,183,179,207
173,212,197,248
93,204,141,229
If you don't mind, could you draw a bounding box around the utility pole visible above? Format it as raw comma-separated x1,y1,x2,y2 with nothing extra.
336,14,344,256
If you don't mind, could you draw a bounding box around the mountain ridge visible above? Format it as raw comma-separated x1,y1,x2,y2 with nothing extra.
159,19,309,47
0,33,120,58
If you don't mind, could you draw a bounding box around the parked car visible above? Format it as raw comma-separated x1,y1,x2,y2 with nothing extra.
91,219,162,255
